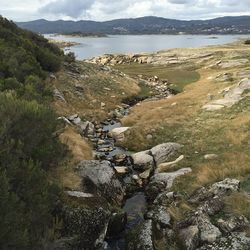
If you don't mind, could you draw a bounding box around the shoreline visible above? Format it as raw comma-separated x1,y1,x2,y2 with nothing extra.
47,34,250,60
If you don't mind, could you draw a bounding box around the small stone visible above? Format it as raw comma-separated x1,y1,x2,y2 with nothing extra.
132,175,140,181
104,87,111,91
207,93,214,100
114,166,129,174
146,134,153,140
65,191,94,198
204,154,218,160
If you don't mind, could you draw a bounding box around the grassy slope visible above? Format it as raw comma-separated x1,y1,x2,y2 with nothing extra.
120,41,250,221
52,61,140,121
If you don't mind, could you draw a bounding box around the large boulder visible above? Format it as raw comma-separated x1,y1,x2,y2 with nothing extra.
146,205,171,228
131,142,182,172
79,121,95,136
62,206,110,250
76,160,124,206
131,150,155,171
177,179,242,249
68,114,81,125
110,127,130,141
189,178,240,204
146,168,192,202
150,143,182,165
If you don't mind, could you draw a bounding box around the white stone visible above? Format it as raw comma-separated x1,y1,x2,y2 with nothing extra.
204,154,218,160
110,127,130,141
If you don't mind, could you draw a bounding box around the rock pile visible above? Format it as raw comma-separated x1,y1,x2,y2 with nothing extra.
127,178,250,250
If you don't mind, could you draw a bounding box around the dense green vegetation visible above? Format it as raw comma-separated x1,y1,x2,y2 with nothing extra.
0,16,65,248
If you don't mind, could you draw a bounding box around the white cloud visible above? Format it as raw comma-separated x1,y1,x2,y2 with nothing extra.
0,0,249,21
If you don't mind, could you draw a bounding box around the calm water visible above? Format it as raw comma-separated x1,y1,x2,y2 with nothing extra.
45,34,250,60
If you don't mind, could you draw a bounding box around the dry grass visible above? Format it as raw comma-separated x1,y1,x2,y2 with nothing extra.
167,201,193,221
119,43,250,199
195,153,250,188
59,126,93,162
51,126,93,190
121,68,223,150
225,192,250,220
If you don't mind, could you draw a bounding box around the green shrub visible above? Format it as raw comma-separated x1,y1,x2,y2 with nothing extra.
0,170,28,248
0,77,20,91
65,52,76,63
0,93,65,170
0,16,66,248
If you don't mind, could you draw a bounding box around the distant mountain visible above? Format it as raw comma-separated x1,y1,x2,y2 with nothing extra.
17,16,250,35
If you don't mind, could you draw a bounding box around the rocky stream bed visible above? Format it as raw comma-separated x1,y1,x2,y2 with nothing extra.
55,81,250,250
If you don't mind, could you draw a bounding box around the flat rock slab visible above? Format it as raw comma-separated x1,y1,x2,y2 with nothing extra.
238,70,250,78
203,78,250,111
65,191,94,198
218,59,249,69
151,168,192,189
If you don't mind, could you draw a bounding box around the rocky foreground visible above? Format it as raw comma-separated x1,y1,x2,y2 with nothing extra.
50,40,250,249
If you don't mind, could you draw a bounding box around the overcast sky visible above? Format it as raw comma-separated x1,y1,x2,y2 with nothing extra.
1,0,250,22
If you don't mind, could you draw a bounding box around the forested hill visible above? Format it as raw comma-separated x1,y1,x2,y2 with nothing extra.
17,15,250,34
0,16,66,248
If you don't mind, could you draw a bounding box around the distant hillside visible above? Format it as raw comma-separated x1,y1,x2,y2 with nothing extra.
17,16,250,35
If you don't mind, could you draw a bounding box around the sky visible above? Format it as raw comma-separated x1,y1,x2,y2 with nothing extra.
1,0,250,22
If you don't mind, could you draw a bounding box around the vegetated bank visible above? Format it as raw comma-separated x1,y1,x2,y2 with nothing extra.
0,16,67,248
